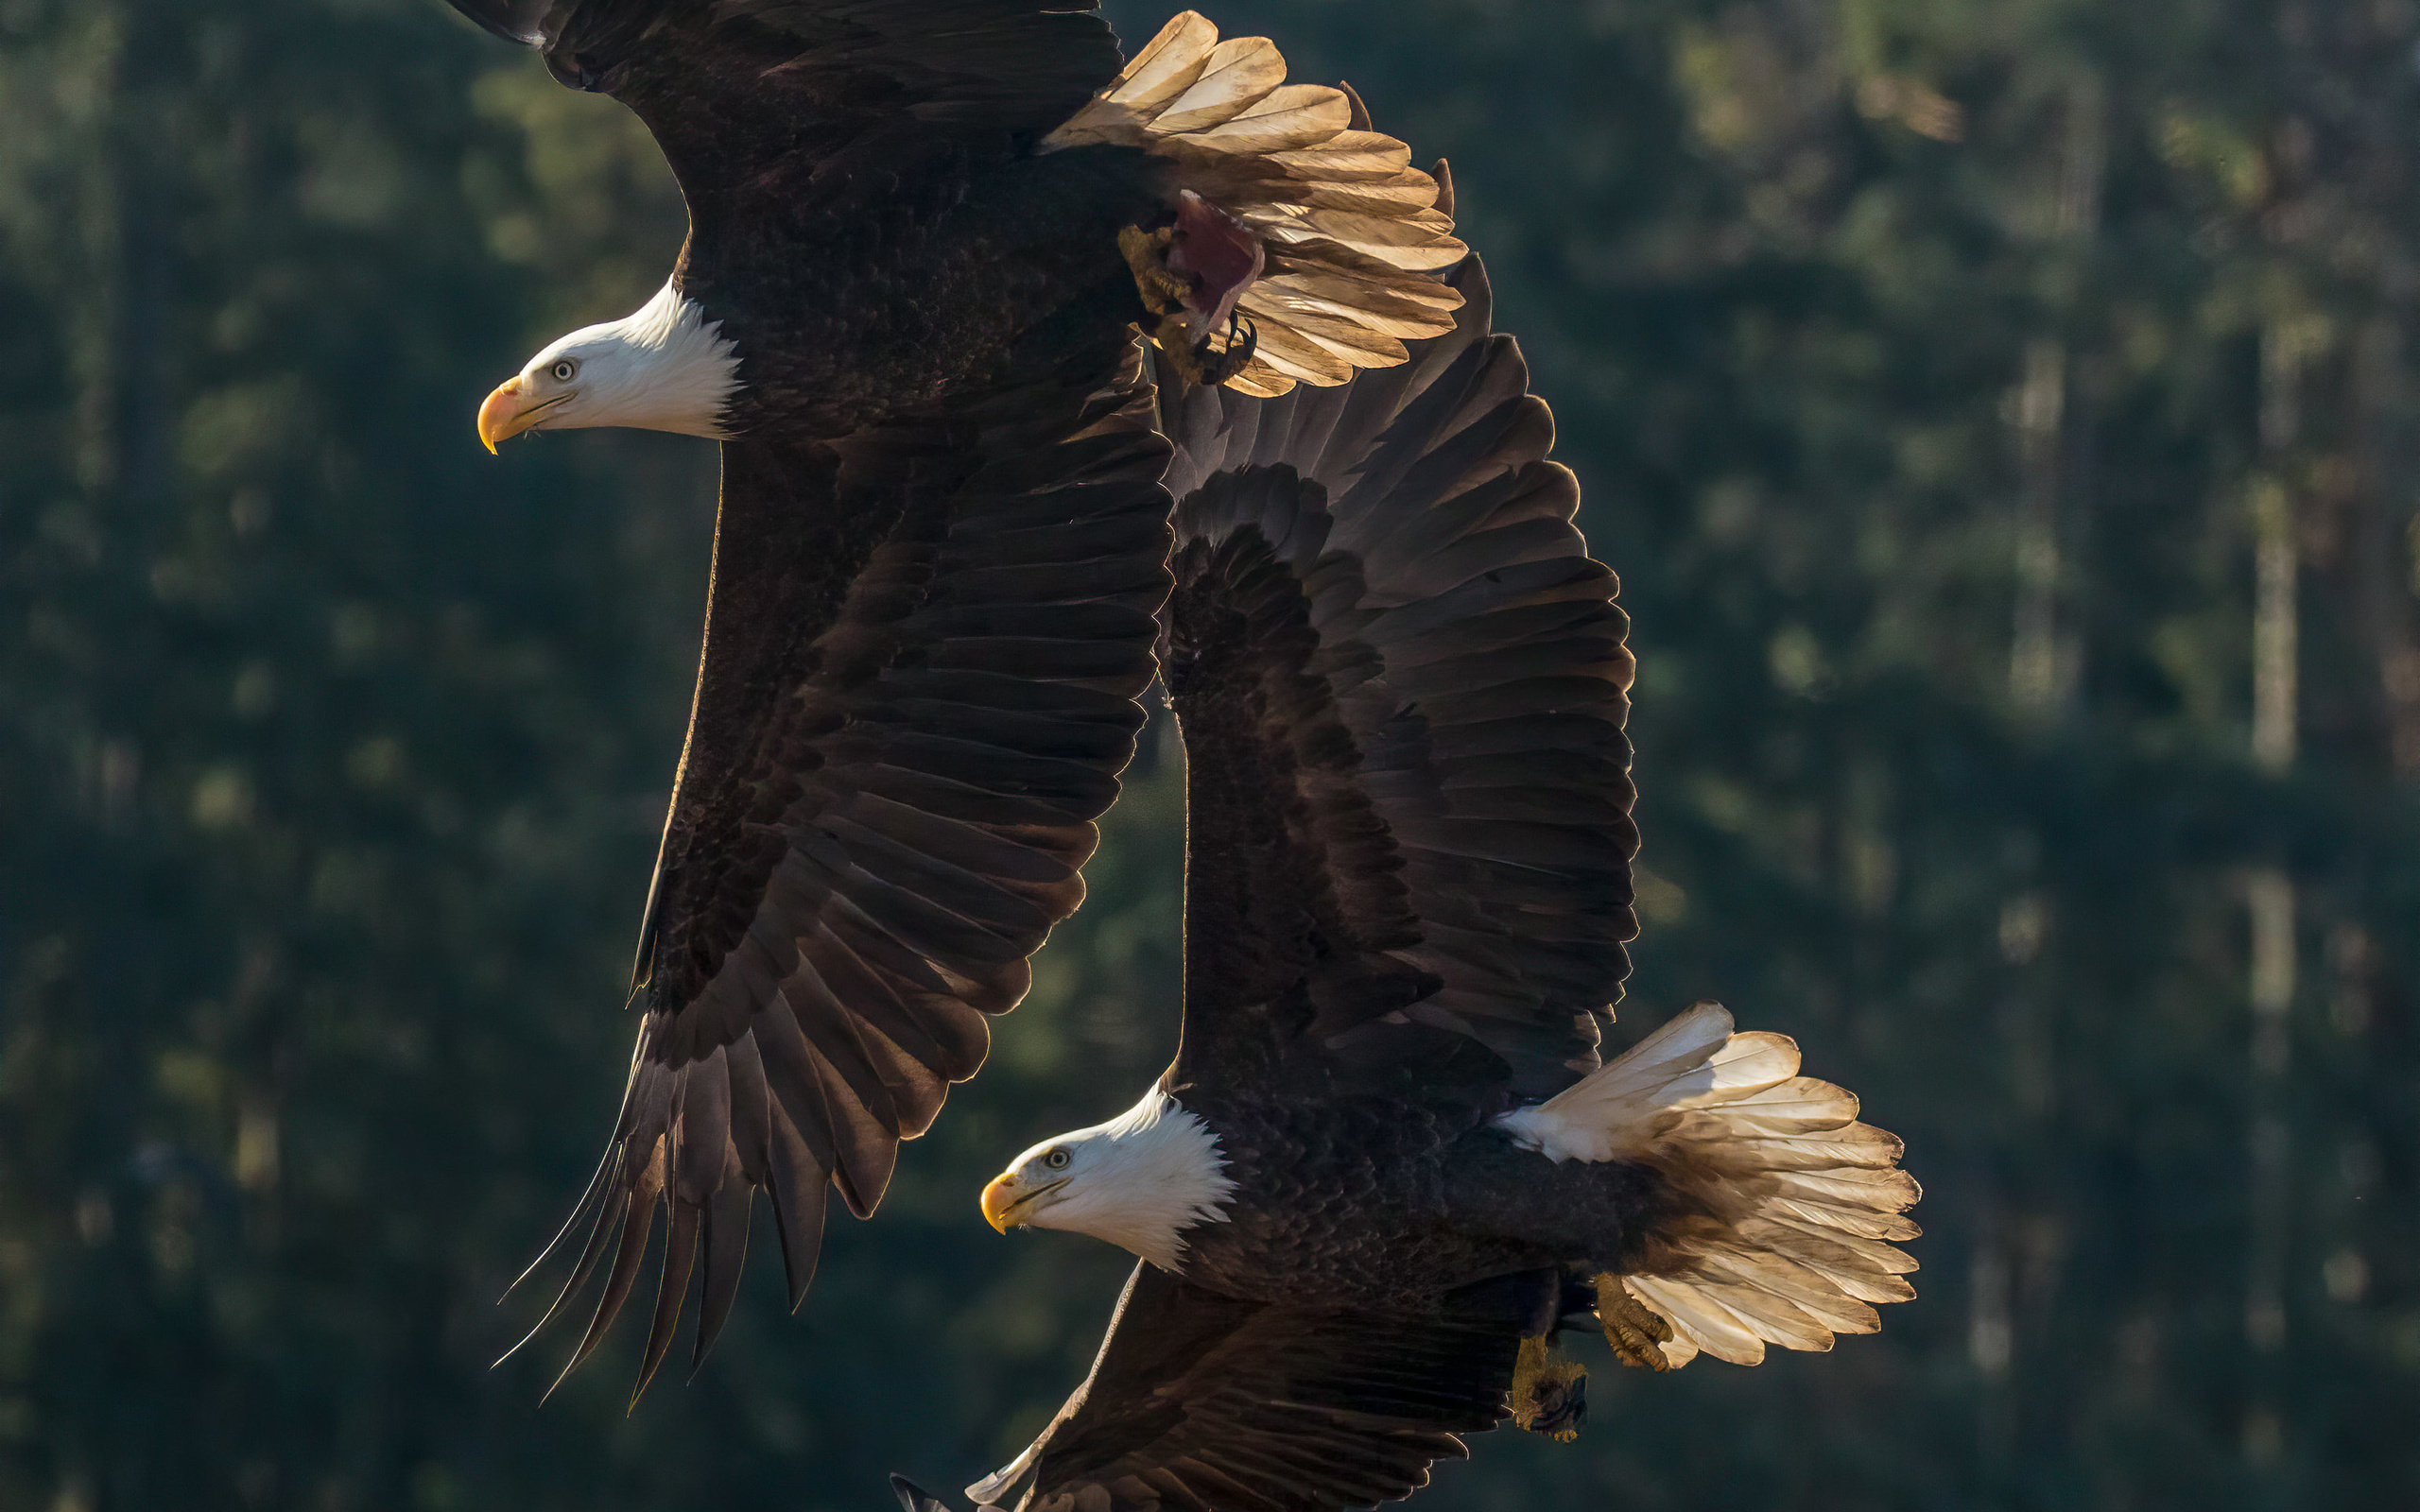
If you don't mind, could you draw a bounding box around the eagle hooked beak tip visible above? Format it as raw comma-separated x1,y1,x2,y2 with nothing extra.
477,375,542,454
985,1172,1069,1234
980,1172,1023,1234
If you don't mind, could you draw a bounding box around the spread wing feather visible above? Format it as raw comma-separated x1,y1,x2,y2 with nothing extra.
968,1263,1519,1512
1045,12,1468,398
510,365,1172,1391
1158,258,1637,1102
440,0,1124,193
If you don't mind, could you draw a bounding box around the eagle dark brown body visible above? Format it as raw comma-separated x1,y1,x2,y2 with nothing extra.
684,141,1166,438
1174,1091,1668,1313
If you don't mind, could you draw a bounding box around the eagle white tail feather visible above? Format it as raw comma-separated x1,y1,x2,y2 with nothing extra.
1045,10,1466,397
1495,1002,1921,1368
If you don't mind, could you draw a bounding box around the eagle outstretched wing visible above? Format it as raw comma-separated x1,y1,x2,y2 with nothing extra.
1157,257,1639,1106
441,0,1124,192
967,1262,1522,1512
512,362,1172,1393
447,0,1168,1392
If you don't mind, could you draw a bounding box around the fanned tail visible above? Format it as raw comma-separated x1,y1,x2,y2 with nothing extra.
1495,1003,1921,1368
1047,10,1466,397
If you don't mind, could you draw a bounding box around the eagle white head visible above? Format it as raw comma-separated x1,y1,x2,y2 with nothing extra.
980,1088,1236,1270
476,280,742,451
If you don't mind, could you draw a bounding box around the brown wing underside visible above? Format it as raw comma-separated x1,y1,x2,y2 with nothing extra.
970,1262,1522,1512
1157,259,1640,1103
515,365,1173,1392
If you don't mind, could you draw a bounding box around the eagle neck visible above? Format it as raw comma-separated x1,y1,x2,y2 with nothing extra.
1083,1088,1236,1272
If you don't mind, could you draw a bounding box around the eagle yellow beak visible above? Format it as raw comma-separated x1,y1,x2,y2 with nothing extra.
477,376,544,454
982,1171,1070,1232
981,1172,1024,1234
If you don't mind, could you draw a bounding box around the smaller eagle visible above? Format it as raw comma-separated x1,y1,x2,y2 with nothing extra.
962,265,1920,1512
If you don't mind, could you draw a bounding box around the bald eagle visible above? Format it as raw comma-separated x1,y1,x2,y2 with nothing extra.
442,0,1470,1392
949,263,1919,1512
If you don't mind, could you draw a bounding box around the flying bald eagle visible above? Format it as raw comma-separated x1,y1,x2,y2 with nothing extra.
441,0,1468,1391
955,267,1921,1511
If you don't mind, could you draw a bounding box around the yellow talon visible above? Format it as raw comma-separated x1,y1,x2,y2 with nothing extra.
1118,225,1189,315
1508,1333,1587,1441
1121,223,1262,388
1596,1272,1676,1371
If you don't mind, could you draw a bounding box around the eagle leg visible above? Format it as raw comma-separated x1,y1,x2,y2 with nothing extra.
1508,1334,1588,1442
1595,1272,1677,1371
1123,197,1267,388
1149,312,1209,384
1146,310,1259,389
1119,225,1190,316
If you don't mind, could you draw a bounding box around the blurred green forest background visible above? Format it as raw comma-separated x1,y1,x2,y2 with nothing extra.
3,0,2417,1506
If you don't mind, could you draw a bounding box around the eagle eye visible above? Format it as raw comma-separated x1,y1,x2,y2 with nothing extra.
550,360,577,383
1044,1147,1071,1171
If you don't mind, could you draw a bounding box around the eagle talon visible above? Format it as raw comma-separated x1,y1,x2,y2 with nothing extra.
1152,312,1258,389
1118,224,1189,315
1595,1273,1676,1371
1126,218,1260,388
1508,1333,1587,1442
1191,313,1257,387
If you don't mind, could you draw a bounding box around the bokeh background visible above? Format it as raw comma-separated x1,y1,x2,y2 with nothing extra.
3,0,2417,1506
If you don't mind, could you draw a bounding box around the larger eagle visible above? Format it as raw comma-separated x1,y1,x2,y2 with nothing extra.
446,0,1465,1389
444,3,1918,1498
